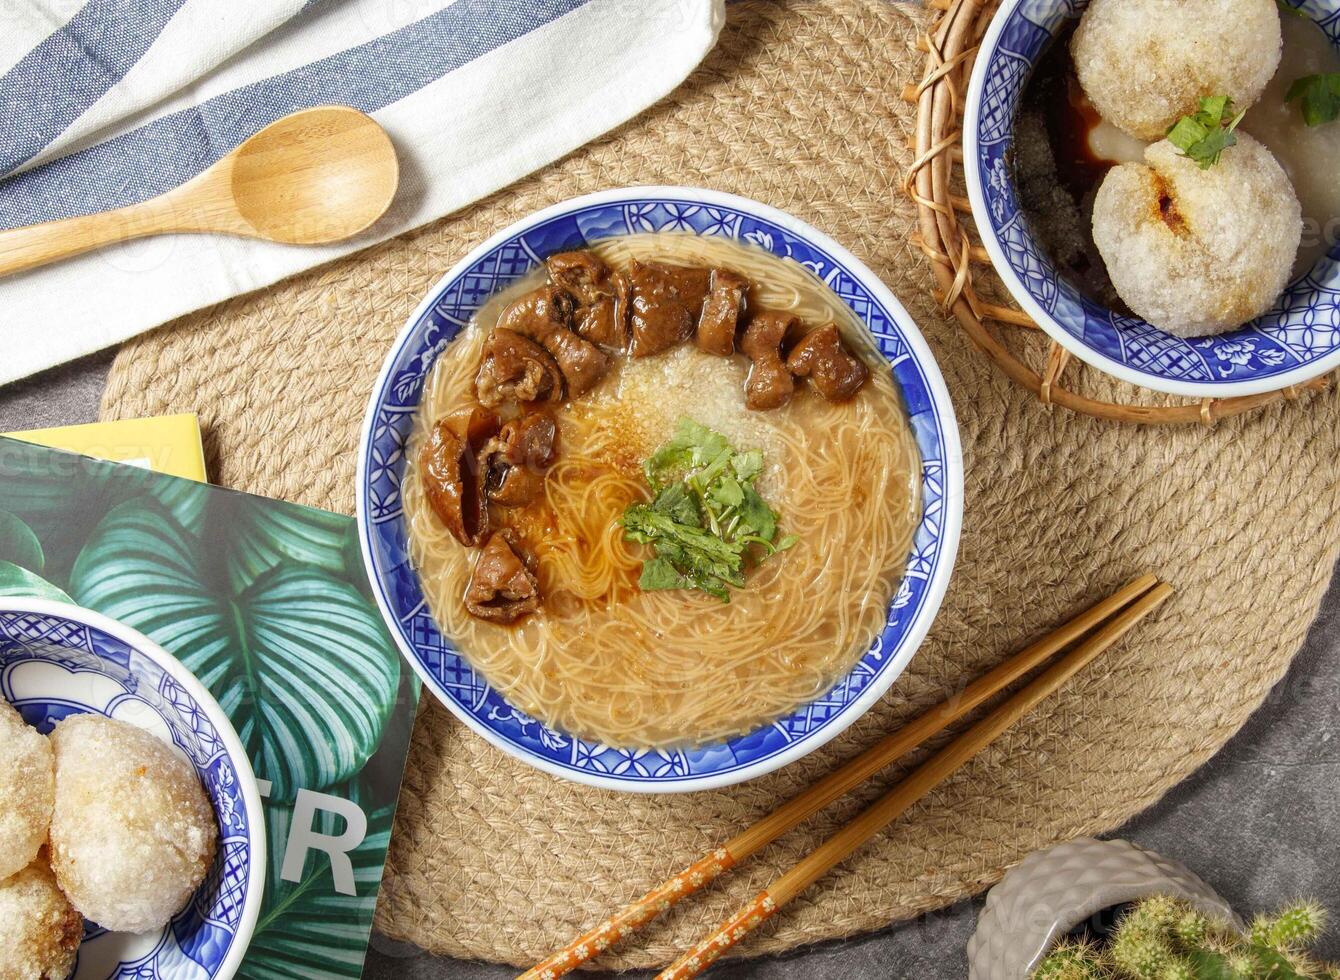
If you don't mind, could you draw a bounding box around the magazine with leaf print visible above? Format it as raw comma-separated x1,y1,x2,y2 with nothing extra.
0,434,418,979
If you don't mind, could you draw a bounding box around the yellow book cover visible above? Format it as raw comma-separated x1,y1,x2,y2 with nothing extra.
3,413,207,482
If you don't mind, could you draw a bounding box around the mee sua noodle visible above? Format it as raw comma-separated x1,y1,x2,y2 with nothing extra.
404,234,921,748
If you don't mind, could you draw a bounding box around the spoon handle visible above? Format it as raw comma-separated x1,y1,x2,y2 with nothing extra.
0,167,250,279
0,201,181,278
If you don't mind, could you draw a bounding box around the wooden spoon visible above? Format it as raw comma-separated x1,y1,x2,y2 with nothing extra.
0,106,399,277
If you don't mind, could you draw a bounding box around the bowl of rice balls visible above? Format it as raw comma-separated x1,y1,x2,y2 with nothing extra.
965,0,1340,396
0,598,265,979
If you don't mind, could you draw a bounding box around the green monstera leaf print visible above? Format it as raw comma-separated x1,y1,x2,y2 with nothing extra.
242,786,395,979
0,561,73,603
215,495,361,595
0,437,206,579
0,510,45,573
70,497,401,801
0,511,72,602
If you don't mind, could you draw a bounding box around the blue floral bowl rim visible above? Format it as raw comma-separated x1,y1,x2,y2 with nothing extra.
0,596,267,979
355,185,965,794
963,0,1340,398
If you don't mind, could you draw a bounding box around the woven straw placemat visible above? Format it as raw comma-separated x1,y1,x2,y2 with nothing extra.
100,0,1340,968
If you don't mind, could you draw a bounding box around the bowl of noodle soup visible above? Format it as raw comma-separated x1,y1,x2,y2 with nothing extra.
357,187,962,792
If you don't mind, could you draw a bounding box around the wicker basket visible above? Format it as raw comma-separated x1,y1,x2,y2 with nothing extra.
904,0,1331,424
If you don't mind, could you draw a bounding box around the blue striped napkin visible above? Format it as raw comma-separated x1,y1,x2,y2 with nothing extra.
0,0,724,384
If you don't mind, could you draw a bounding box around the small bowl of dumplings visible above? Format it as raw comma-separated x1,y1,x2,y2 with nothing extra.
0,598,265,979
965,0,1340,396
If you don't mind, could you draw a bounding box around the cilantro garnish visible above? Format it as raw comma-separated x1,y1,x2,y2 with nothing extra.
1166,96,1246,169
621,418,797,602
1286,73,1340,127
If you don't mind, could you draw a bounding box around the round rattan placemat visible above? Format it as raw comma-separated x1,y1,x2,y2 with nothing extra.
101,0,1340,969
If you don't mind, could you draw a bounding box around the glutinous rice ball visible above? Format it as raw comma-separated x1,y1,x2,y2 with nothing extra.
48,714,218,934
1091,133,1301,337
0,700,55,880
0,855,82,980
1072,0,1281,139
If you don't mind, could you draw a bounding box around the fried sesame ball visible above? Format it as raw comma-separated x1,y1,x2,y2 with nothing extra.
0,854,82,980
48,714,217,934
0,701,55,881
1092,133,1301,336
1072,0,1281,139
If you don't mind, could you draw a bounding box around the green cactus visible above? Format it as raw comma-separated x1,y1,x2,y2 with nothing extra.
1250,902,1327,950
1031,896,1337,979
1221,951,1258,979
1159,961,1196,980
1110,928,1175,978
1173,909,1209,947
1034,939,1107,980
1128,896,1182,934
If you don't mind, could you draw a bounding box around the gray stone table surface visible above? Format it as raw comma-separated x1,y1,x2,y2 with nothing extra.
2,354,1336,978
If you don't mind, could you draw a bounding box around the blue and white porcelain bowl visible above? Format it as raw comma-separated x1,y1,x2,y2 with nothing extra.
964,0,1340,397
357,186,963,793
0,598,265,980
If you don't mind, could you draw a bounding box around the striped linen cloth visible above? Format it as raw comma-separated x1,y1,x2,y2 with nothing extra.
0,0,724,384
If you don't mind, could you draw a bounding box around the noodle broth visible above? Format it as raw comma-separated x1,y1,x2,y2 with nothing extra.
403,234,922,749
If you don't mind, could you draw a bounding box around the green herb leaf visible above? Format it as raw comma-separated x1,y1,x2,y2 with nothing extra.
1286,73,1340,127
1277,0,1309,18
624,506,725,556
1198,94,1230,122
650,483,701,526
642,417,731,488
1166,95,1244,168
1166,115,1210,151
1187,122,1239,166
621,419,797,601
638,556,694,592
735,485,777,542
707,475,745,510
644,532,740,600
731,450,763,482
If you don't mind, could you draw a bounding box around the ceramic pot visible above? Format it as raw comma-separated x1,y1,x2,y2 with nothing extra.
967,837,1242,979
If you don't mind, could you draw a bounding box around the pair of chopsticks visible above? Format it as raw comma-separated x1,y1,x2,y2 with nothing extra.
519,573,1172,980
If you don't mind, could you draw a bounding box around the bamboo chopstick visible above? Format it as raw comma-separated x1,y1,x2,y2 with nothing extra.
518,573,1163,980
654,581,1174,980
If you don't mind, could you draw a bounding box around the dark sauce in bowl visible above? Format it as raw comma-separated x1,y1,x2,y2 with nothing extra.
1011,22,1130,313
